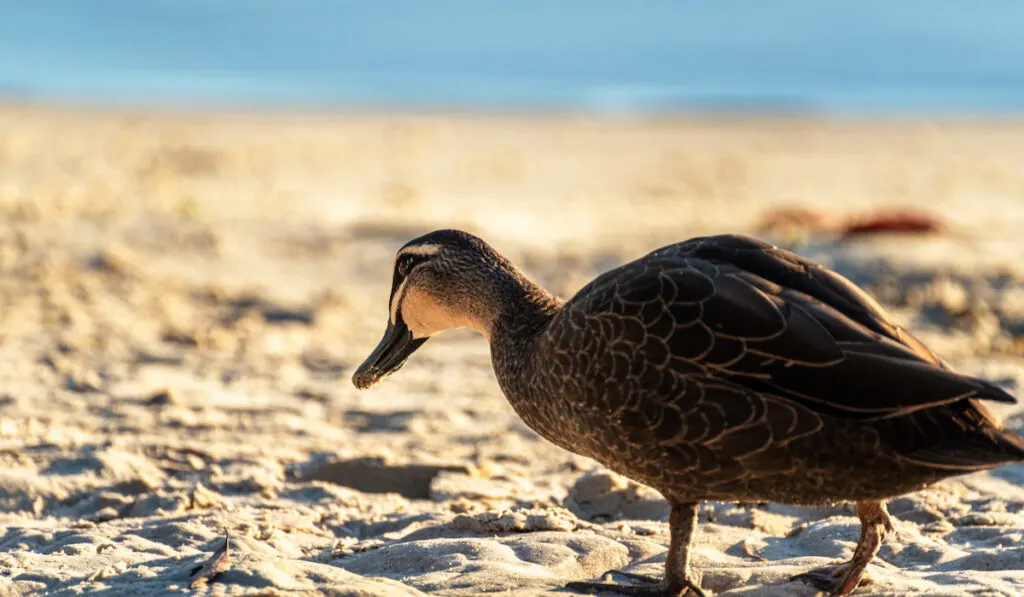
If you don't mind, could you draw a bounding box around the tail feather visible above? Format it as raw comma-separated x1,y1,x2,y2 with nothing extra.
1000,427,1024,460
900,427,1024,471
977,379,1018,405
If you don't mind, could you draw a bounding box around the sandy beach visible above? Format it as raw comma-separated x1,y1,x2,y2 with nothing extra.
1,105,1023,596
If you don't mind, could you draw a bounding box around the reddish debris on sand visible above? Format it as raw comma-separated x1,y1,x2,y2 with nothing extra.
840,211,944,238
759,206,945,239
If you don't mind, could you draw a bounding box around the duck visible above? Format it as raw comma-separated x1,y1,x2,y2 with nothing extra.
352,229,1024,597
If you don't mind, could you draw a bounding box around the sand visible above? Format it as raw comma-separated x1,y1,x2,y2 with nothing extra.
0,105,1023,596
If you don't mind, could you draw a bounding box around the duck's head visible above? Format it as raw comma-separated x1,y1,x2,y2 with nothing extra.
352,229,515,390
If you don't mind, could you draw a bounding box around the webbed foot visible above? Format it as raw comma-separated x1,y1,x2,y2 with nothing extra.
792,500,893,596
791,562,874,596
565,569,707,597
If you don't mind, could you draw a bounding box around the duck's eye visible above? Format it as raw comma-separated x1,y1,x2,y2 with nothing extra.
397,259,410,276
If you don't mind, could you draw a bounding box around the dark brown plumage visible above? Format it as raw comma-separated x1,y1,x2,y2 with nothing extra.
353,229,1024,597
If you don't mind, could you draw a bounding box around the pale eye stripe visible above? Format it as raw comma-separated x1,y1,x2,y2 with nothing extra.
389,244,439,323
396,244,441,259
390,277,409,324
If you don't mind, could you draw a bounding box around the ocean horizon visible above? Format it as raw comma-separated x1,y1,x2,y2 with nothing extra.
2,1,1023,114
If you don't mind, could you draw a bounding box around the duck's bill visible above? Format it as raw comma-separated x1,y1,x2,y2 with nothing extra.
352,321,427,389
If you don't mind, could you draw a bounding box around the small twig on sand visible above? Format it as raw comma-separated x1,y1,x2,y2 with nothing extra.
742,539,768,562
189,534,231,588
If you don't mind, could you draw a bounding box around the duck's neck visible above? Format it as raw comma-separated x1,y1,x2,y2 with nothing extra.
483,269,562,401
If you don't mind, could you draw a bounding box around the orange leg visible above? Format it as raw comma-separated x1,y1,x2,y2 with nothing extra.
794,500,895,596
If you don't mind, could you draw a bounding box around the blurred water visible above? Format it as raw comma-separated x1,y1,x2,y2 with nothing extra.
1,1,1022,113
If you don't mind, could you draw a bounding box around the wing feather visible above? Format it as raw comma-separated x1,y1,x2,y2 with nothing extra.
563,234,1015,425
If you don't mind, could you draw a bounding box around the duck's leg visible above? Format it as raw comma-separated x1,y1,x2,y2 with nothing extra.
662,501,707,597
565,501,707,597
793,499,894,596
